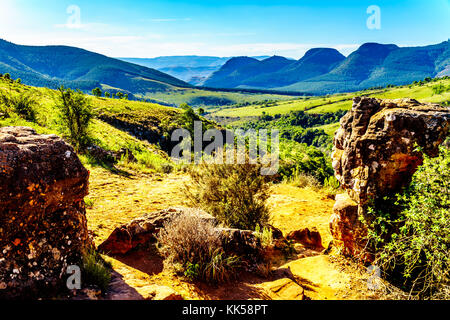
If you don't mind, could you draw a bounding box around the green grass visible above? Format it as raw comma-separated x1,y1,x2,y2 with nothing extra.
145,87,295,108
314,122,341,136
0,78,179,173
209,79,450,124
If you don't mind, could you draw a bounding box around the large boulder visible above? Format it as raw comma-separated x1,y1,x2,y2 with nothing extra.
0,127,92,298
330,98,450,256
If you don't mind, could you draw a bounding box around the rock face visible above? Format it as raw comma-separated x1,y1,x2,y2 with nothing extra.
286,227,324,251
329,193,362,256
330,98,450,256
0,127,92,298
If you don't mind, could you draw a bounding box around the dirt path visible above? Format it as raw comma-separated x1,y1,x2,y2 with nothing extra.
86,167,380,300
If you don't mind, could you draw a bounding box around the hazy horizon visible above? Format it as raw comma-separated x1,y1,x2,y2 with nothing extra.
1,0,449,59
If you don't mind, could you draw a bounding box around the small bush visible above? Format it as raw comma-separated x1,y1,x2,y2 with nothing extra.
286,168,321,189
184,154,271,230
324,176,340,190
157,212,240,283
84,198,95,209
255,225,273,248
366,146,450,299
82,249,112,292
56,86,93,152
0,91,37,121
204,248,240,283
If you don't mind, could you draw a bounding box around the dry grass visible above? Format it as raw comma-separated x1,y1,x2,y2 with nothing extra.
156,212,240,283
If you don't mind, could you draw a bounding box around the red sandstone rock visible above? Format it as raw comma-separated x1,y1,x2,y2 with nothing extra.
0,127,92,298
330,98,450,258
286,227,324,251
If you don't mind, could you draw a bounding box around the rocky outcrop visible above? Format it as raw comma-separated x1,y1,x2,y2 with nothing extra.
0,127,92,298
330,98,450,257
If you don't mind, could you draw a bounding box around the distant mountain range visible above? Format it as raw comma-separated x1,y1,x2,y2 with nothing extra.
1,39,448,97
204,41,450,94
0,39,191,97
119,56,271,85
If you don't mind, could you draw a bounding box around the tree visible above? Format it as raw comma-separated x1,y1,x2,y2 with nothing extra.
56,86,93,152
116,92,124,99
92,87,102,97
198,108,205,115
3,73,11,80
104,92,111,98
124,94,129,100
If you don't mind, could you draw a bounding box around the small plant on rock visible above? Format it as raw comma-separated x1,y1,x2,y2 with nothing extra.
82,249,112,292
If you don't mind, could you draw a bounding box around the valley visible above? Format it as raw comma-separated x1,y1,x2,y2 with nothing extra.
1,70,448,300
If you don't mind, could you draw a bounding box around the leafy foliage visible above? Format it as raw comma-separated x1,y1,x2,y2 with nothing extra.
366,146,450,298
0,91,38,122
56,86,93,151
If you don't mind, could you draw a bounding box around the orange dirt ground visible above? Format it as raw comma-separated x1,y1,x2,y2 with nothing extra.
85,166,385,300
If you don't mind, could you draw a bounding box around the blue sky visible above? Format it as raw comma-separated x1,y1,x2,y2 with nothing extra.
1,0,449,58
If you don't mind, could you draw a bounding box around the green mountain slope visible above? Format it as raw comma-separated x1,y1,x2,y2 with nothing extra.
0,39,191,95
240,48,345,88
280,41,450,94
203,56,294,88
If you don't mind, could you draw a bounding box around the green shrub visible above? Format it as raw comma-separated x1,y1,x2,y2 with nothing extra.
56,86,93,152
184,262,200,280
0,91,37,121
324,176,340,190
255,225,273,248
82,249,112,292
204,248,240,283
366,146,450,298
84,198,95,209
184,155,270,230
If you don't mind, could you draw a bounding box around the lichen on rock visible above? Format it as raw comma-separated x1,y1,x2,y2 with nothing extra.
0,127,92,298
